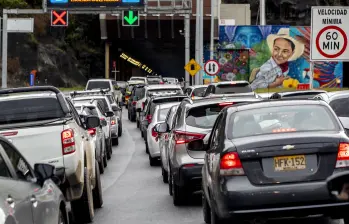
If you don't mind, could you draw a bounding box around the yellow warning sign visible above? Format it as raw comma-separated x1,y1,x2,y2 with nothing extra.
184,59,201,76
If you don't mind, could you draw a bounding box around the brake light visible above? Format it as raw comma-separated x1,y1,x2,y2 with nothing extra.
0,131,18,136
219,102,234,106
160,81,164,84
272,128,296,133
61,129,75,155
336,143,349,168
174,130,206,144
152,127,158,138
88,128,96,136
132,101,137,106
191,93,194,100
220,152,245,176
146,114,152,123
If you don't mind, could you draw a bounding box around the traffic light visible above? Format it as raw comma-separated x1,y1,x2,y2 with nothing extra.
51,10,69,27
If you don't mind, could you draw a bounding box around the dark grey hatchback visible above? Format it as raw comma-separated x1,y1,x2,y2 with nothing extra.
192,99,349,224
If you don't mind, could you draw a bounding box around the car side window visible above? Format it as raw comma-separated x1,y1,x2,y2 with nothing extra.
0,152,11,178
67,100,83,127
209,114,223,150
1,141,33,181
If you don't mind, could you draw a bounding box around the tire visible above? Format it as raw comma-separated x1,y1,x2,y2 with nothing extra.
162,166,168,183
145,141,149,154
71,167,94,223
202,191,211,224
112,137,119,146
103,152,108,167
137,120,140,128
149,154,157,166
141,129,144,137
106,139,111,160
58,209,67,224
118,122,122,137
99,155,105,174
168,168,173,196
172,172,187,206
93,160,103,209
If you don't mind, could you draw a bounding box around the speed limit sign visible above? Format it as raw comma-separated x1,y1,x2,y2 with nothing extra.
311,6,349,61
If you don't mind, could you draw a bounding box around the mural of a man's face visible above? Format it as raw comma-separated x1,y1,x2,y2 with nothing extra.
272,38,295,65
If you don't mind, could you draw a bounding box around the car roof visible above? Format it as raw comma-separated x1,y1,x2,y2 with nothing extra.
151,94,188,100
318,90,349,99
185,96,261,108
74,102,96,108
190,85,208,89
73,96,107,100
0,92,57,101
230,99,324,112
146,84,180,90
87,79,111,82
275,90,327,96
130,77,146,79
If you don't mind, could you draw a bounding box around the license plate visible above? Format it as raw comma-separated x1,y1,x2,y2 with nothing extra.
274,155,306,171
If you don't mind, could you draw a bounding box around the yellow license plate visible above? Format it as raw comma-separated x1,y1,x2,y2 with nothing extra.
274,155,306,171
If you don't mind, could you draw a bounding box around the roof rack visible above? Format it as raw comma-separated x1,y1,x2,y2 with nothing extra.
70,88,110,98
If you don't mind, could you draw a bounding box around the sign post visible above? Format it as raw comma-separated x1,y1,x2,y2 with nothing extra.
310,6,349,89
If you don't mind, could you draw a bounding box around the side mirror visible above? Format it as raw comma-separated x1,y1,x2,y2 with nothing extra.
34,163,60,186
105,111,114,117
327,171,349,201
157,122,168,133
85,115,100,129
187,139,206,151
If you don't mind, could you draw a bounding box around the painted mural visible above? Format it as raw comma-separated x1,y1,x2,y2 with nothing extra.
218,25,343,89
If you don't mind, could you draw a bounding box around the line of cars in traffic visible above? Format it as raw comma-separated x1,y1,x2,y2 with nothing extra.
125,79,349,224
0,78,124,224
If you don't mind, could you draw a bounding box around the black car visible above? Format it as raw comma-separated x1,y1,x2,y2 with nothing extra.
140,94,189,152
189,99,349,223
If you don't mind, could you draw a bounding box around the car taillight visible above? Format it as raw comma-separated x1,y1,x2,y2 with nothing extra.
88,128,96,136
146,114,152,123
152,127,158,139
111,119,116,125
174,130,206,144
160,81,164,84
61,129,75,155
191,93,194,100
132,101,137,106
220,152,245,176
219,102,234,106
336,143,349,168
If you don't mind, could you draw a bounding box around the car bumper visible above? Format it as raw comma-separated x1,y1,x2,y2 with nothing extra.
174,164,203,190
111,125,118,137
216,176,349,219
148,136,160,158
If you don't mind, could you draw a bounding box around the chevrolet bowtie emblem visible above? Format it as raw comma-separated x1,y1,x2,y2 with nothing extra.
282,145,295,150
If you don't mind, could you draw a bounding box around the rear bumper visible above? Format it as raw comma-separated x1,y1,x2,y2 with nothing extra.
216,176,349,219
174,164,203,190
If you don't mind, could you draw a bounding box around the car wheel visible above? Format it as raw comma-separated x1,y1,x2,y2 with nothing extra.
145,141,149,154
172,173,187,206
106,140,111,160
137,120,140,128
149,154,157,166
162,166,168,183
99,155,105,174
202,191,211,224
118,122,122,137
93,160,103,208
112,137,119,146
168,168,173,196
141,129,144,137
71,167,94,223
58,209,66,224
103,152,108,167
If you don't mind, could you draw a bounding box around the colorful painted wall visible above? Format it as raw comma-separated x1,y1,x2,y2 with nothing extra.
218,25,343,89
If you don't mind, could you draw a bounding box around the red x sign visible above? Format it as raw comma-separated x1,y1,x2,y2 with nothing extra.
51,10,68,27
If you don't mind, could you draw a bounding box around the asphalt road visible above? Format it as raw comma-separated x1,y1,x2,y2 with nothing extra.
94,108,343,224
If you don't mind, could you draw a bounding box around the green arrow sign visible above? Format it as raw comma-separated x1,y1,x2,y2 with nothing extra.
122,10,139,26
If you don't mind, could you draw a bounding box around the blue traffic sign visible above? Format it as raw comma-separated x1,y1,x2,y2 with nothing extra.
50,0,68,3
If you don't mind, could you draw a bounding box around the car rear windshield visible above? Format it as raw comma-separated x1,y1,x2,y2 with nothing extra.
193,87,207,96
82,107,99,116
228,105,338,139
158,108,171,121
215,83,252,94
86,81,110,90
329,98,349,117
74,98,109,112
135,87,145,98
0,97,65,125
186,104,224,129
147,89,182,96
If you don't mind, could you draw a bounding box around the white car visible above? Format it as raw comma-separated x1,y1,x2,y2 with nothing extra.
130,76,147,84
0,86,103,223
183,85,208,100
147,102,181,166
85,79,119,103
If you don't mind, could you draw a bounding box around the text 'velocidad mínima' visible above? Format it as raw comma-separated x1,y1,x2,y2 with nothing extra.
318,9,347,24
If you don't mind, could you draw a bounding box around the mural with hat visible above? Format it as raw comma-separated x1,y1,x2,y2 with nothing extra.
218,25,343,90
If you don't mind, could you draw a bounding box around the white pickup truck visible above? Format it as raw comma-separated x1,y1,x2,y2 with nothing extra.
0,86,103,223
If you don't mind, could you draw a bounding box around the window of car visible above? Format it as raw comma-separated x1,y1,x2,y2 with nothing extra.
185,104,224,129
86,81,111,90
147,89,183,97
192,87,206,96
1,141,33,181
135,87,146,98
158,108,171,122
0,97,65,125
0,153,11,178
215,83,252,94
228,105,339,139
329,98,349,117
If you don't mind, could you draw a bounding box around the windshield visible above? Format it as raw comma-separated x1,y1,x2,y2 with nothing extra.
193,87,207,96
186,104,223,129
86,81,110,90
158,108,170,121
147,88,183,96
228,105,338,139
0,97,65,125
216,83,252,94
